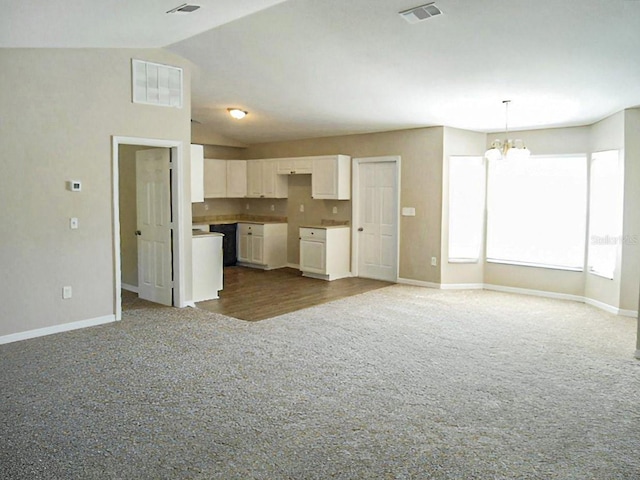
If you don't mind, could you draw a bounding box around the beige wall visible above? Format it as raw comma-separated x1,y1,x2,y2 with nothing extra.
244,127,445,282
621,108,640,311
441,127,488,285
585,112,625,307
0,48,192,338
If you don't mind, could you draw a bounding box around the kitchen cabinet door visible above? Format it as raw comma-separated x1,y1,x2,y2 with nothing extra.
250,235,264,265
227,161,247,198
300,239,326,273
246,160,263,197
204,159,227,198
312,155,351,200
237,232,251,263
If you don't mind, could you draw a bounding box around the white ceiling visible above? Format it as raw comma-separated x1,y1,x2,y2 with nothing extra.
3,0,640,144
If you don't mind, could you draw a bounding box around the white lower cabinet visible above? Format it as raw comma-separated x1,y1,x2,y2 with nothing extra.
299,226,351,281
237,223,287,270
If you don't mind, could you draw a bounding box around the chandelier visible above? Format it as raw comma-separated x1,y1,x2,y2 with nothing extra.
484,100,531,161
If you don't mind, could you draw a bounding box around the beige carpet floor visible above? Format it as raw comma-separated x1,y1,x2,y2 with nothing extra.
1,286,639,479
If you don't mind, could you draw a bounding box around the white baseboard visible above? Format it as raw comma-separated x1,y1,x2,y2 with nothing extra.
583,297,622,316
440,283,484,290
397,278,440,289
483,284,584,303
635,349,640,360
0,314,116,345
287,263,300,270
618,308,638,318
121,283,139,293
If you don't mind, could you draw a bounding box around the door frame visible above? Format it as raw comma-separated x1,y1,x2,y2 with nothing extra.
351,155,401,281
112,136,188,320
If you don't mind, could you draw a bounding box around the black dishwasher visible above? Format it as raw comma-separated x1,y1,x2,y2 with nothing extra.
209,223,237,266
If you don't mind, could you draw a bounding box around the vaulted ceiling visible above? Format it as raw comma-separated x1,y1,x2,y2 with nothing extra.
3,0,640,144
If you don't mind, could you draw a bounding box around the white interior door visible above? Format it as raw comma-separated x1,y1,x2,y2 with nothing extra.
357,160,398,281
136,148,173,306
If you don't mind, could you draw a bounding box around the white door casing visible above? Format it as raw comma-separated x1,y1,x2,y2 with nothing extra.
352,157,400,282
136,148,173,306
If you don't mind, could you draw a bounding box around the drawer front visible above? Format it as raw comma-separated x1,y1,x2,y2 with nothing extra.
238,223,264,236
299,227,327,241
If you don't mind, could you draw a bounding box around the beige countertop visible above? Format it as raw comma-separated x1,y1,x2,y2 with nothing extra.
300,224,351,230
193,214,287,226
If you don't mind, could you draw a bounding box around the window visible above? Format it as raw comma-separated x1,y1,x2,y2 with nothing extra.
588,150,622,279
486,155,587,270
448,156,485,262
132,59,183,108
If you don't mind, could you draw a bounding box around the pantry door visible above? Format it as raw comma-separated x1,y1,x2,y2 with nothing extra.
136,148,173,306
353,157,399,282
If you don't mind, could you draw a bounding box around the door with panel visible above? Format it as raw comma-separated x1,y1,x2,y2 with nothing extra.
356,160,398,282
135,148,173,306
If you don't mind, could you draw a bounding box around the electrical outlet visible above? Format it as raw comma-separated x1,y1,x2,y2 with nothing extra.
431,257,437,266
270,204,275,211
204,203,209,211
299,204,304,213
62,286,72,299
332,206,338,214
246,203,250,210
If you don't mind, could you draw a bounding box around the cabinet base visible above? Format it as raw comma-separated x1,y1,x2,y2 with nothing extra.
237,261,287,271
301,271,351,281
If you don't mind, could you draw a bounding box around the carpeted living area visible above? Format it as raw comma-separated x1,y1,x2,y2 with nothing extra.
1,286,639,479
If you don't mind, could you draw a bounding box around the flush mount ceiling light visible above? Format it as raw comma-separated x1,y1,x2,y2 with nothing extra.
484,100,531,161
227,108,248,120
166,3,201,14
399,2,443,24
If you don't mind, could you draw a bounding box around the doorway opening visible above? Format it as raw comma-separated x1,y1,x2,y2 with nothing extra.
112,137,187,321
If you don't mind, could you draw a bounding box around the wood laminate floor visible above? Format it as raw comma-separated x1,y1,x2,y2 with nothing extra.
196,266,392,321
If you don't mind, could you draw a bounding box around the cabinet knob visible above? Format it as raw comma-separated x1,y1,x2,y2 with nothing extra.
358,227,364,232
135,230,142,236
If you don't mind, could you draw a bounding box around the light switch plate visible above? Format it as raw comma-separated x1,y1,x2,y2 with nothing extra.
70,217,79,229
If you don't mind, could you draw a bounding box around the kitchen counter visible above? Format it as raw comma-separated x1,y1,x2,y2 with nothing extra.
192,231,224,237
192,214,287,225
299,224,350,230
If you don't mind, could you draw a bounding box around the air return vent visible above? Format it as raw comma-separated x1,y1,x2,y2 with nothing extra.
167,3,201,14
399,3,443,24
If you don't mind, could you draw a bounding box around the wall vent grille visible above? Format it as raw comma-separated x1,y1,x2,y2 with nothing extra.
167,4,201,14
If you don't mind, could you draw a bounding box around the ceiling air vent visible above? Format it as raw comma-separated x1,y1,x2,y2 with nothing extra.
167,3,201,14
399,3,443,24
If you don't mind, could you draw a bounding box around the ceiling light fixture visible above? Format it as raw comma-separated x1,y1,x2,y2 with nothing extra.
484,100,531,161
227,108,248,120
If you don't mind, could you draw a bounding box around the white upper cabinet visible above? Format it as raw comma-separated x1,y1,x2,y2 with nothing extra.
190,144,204,203
226,161,247,198
312,155,351,200
277,157,313,175
246,159,288,198
203,159,227,198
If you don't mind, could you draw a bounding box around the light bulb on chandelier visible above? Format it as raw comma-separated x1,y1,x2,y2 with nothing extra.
484,100,531,161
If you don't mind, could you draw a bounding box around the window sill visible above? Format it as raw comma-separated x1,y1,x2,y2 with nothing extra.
486,258,583,273
448,258,480,264
588,270,614,280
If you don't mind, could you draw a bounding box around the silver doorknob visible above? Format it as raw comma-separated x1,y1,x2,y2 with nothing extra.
358,227,364,232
